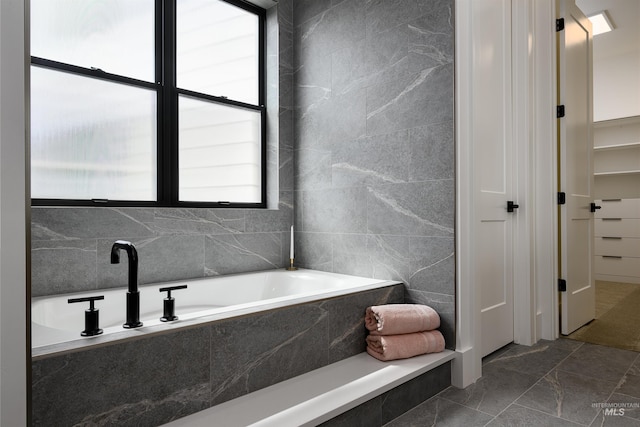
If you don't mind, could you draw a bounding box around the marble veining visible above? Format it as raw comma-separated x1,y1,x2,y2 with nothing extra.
366,67,435,121
210,312,326,402
212,235,278,265
153,209,245,235
31,242,96,253
204,233,282,276
336,57,409,97
366,186,454,235
300,11,328,43
487,344,552,364
409,24,452,54
297,85,332,119
545,370,566,417
329,318,363,350
408,252,454,281
74,384,210,426
111,208,156,233
31,223,76,241
332,162,405,184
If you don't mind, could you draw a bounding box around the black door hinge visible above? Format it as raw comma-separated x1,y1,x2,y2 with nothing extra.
558,279,567,292
556,18,565,31
558,192,566,205
557,105,565,118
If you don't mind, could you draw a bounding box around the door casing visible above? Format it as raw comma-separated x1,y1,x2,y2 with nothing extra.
454,0,559,387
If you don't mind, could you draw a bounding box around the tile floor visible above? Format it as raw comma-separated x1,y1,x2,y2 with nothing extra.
385,339,640,426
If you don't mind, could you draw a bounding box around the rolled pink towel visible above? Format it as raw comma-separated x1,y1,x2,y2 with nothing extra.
366,330,445,361
365,304,440,335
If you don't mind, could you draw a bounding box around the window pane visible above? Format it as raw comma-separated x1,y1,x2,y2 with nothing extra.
179,96,261,203
31,67,157,201
31,0,155,82
177,0,259,105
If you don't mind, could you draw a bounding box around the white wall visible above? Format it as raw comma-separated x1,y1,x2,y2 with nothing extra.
0,0,29,424
594,52,640,121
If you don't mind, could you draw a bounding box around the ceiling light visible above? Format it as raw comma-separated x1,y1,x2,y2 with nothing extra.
587,11,614,36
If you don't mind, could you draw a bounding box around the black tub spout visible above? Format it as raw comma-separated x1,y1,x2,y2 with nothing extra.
111,240,143,328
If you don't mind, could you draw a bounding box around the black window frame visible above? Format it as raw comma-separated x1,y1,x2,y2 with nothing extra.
30,0,267,209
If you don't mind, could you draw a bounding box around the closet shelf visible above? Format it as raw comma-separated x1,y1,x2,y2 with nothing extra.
594,115,640,128
594,142,640,151
595,170,640,177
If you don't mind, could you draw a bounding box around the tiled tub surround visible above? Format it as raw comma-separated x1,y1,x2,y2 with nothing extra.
32,283,404,426
30,203,296,297
293,0,456,348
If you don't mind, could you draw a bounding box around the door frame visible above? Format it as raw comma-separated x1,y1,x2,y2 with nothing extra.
454,0,559,388
0,0,30,423
557,0,595,335
532,0,560,344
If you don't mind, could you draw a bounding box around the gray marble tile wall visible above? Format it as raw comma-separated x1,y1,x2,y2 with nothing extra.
30,2,295,298
292,0,456,347
30,1,457,350
32,284,403,426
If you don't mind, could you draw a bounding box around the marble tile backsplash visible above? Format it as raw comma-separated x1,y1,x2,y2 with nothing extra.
31,201,293,297
30,2,296,298
293,0,456,347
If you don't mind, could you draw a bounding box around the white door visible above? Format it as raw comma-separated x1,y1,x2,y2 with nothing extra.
558,0,595,335
472,0,516,357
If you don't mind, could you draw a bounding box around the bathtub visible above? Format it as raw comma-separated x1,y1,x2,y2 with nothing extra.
32,268,397,354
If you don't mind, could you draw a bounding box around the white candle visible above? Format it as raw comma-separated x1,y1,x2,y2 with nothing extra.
290,225,294,259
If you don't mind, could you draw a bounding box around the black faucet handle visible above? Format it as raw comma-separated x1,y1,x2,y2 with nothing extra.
159,285,188,322
68,295,105,310
68,295,105,336
159,284,188,299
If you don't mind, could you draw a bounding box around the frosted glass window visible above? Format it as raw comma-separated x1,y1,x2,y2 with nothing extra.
31,0,155,82
31,67,157,201
177,0,259,104
30,0,265,207
179,96,262,203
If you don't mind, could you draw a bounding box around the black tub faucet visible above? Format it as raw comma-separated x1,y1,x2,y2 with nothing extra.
111,240,143,328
